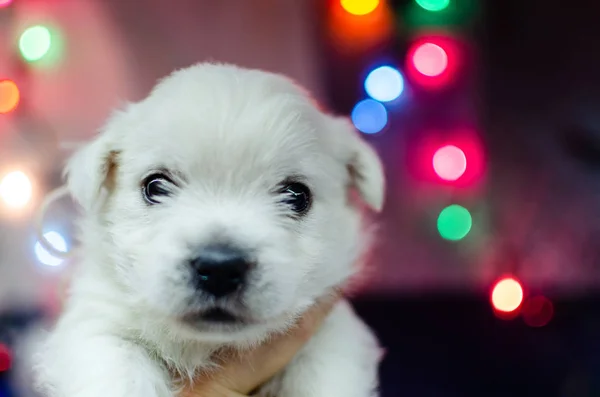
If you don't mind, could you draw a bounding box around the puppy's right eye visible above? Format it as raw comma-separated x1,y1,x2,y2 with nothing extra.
142,173,173,205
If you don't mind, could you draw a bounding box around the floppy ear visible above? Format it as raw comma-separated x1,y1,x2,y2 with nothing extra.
327,117,386,212
63,130,119,212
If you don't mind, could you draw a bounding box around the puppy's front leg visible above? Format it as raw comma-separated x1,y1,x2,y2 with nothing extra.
257,299,381,397
36,327,172,397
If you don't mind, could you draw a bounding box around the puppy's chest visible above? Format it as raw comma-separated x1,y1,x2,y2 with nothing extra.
130,335,215,377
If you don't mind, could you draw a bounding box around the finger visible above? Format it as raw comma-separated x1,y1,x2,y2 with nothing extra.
295,290,341,341
204,292,340,394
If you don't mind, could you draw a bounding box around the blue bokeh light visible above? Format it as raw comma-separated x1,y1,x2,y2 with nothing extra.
364,66,404,102
34,231,67,267
351,99,388,134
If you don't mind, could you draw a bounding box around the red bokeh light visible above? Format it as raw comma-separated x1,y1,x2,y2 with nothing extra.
0,343,12,372
406,129,485,188
0,0,13,8
412,43,448,77
522,296,554,327
432,145,467,181
405,35,461,90
491,277,524,314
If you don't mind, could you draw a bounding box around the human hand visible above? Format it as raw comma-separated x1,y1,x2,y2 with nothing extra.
179,293,340,397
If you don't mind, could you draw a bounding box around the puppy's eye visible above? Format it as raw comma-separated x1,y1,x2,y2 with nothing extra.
142,173,173,204
280,182,311,215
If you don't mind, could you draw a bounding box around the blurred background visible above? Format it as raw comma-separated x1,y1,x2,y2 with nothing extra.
1,0,600,396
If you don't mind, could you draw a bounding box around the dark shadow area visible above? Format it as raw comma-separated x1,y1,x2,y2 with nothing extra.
353,295,600,397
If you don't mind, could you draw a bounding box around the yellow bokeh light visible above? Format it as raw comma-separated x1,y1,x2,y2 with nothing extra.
340,0,380,16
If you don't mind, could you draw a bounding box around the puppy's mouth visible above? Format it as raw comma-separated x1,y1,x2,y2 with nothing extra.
200,308,240,323
183,308,245,325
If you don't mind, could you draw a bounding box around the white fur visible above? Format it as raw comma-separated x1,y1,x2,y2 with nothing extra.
33,63,385,397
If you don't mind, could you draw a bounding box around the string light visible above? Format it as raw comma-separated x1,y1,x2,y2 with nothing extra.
327,0,393,54
364,66,405,102
415,0,450,12
406,36,460,89
351,99,388,134
19,25,53,62
340,0,380,16
35,231,68,267
437,204,472,241
0,171,32,209
491,277,524,313
433,145,467,181
0,80,20,114
522,296,554,327
412,42,448,77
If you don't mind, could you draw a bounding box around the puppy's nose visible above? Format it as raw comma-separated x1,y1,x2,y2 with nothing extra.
190,245,251,298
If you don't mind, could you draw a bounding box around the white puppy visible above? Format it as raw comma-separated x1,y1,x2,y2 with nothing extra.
33,63,385,397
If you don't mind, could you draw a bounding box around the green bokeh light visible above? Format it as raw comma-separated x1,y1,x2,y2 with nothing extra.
415,0,450,12
403,0,478,30
437,204,472,241
19,25,52,62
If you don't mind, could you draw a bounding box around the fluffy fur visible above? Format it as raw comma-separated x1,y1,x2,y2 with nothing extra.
33,63,385,397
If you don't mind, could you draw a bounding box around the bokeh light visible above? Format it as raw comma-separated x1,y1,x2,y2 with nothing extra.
522,296,554,327
433,145,467,181
437,204,472,241
0,80,20,114
491,277,524,313
351,99,388,134
0,0,13,8
0,343,11,373
0,171,32,209
364,66,405,102
415,0,450,12
407,131,486,188
405,36,461,89
35,231,68,267
19,25,52,62
340,0,380,16
412,42,448,77
327,0,393,54
406,0,478,30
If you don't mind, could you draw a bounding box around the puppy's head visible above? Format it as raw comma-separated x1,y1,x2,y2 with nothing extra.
65,63,384,343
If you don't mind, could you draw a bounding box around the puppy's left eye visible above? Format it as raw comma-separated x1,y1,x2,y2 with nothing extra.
280,182,311,215
142,173,173,204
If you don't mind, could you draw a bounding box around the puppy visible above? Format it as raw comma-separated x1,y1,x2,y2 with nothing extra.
33,63,385,397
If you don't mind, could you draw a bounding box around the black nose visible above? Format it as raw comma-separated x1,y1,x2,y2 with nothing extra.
190,245,251,298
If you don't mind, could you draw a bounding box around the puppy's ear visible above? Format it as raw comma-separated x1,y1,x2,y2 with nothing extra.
63,130,119,212
327,117,385,212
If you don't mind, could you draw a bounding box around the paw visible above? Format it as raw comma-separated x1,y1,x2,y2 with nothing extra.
34,332,172,397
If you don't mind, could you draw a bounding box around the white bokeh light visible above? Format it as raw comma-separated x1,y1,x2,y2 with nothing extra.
0,171,32,209
364,66,405,102
35,231,67,267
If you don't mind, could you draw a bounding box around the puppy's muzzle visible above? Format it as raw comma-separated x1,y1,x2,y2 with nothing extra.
190,244,252,298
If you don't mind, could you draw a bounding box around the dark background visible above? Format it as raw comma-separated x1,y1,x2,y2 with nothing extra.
335,0,600,395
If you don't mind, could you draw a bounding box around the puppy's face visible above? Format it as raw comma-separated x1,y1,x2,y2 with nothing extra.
66,64,384,343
